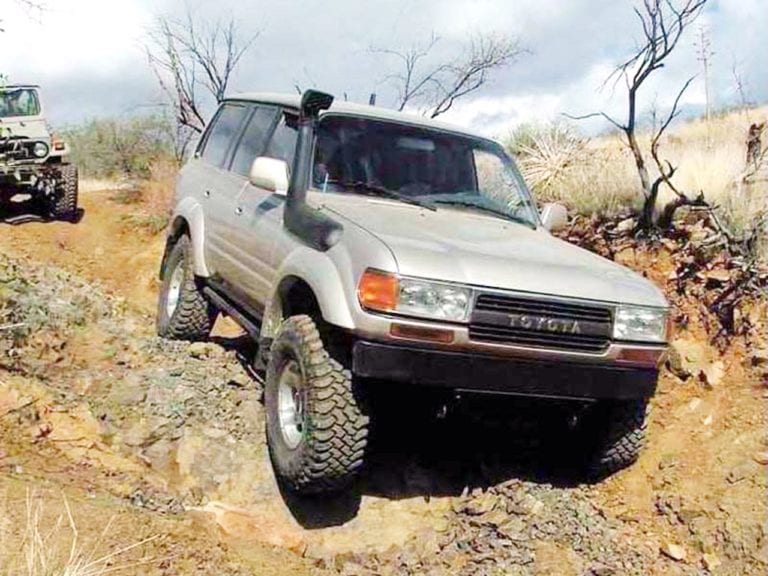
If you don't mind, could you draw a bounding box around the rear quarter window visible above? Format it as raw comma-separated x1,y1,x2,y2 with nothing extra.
200,103,249,168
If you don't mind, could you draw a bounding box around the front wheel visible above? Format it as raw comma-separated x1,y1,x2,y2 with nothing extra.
49,164,79,221
265,315,369,494
581,399,650,478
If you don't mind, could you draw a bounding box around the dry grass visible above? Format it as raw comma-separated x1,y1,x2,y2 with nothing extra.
116,160,177,236
0,490,159,576
513,106,768,258
516,130,642,217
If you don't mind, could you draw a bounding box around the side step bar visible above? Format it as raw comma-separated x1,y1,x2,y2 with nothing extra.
202,285,262,338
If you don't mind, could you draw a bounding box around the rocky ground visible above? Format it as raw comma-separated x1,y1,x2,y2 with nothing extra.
0,189,766,575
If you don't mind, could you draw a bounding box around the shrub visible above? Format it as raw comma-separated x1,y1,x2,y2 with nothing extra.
508,107,768,240
508,122,641,217
62,116,177,180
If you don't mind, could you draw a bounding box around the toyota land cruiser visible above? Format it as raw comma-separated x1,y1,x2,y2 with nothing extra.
157,90,670,494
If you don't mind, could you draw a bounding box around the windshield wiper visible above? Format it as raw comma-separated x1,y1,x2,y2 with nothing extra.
430,198,534,227
334,180,437,211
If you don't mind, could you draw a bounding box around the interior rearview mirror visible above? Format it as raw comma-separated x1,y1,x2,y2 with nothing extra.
540,202,568,232
249,157,289,196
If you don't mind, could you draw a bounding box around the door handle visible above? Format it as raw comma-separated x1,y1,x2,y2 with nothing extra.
203,190,211,198
235,207,243,215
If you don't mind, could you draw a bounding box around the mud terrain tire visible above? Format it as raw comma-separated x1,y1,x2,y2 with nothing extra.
49,164,79,220
156,235,215,341
585,399,649,478
265,315,369,494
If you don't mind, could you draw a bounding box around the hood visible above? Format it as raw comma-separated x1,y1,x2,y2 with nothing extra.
314,192,667,308
0,117,50,140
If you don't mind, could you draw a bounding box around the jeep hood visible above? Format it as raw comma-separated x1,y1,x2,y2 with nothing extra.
0,117,49,140
315,193,667,308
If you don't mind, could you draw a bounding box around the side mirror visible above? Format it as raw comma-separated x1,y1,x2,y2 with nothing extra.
249,157,289,196
540,202,568,232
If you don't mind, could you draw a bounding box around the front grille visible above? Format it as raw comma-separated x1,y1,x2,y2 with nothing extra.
0,139,33,161
469,293,613,353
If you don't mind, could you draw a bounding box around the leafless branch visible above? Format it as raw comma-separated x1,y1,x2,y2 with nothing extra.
567,0,709,230
650,75,695,198
371,33,446,111
373,32,526,118
562,111,625,132
145,4,258,137
429,34,527,118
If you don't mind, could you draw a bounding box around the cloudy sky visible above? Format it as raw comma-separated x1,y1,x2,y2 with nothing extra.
0,0,765,137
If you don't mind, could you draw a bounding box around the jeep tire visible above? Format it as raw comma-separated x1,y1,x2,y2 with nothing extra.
265,315,369,494
583,399,649,478
49,164,79,220
157,235,215,341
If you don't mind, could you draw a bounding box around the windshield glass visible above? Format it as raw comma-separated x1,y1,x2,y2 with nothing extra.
0,88,41,118
312,115,539,227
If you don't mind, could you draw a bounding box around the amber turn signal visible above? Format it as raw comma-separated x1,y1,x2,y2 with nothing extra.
358,269,399,312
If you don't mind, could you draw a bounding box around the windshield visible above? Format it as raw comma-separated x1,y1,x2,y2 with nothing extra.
312,115,539,227
0,88,41,118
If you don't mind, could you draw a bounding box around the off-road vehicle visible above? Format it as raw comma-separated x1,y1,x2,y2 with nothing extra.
158,90,670,494
0,85,78,220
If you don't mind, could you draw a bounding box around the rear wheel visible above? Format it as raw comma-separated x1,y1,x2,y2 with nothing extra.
265,315,369,494
156,235,215,341
49,164,78,220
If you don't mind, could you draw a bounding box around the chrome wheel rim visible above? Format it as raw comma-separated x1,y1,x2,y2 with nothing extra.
277,359,305,450
165,261,185,318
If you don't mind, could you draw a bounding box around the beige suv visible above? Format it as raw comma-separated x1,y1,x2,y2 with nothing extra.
157,90,670,494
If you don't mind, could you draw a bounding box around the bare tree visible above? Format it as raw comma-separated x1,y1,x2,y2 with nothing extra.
694,25,714,126
146,4,258,157
567,0,709,230
731,61,752,121
373,32,526,119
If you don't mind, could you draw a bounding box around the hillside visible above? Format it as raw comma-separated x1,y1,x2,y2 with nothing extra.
1,109,767,574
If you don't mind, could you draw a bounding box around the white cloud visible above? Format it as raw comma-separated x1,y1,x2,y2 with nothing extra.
0,0,763,130
1,1,152,79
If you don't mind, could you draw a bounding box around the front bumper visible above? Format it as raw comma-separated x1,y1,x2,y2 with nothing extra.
352,340,658,400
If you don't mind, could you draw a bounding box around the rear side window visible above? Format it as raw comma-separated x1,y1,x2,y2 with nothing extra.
265,112,299,167
200,103,248,168
230,106,278,177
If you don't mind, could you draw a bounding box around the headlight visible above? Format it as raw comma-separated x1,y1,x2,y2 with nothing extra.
358,270,471,322
32,142,49,158
613,306,668,343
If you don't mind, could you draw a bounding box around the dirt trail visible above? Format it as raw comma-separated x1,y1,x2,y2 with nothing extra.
1,187,766,575
0,186,165,315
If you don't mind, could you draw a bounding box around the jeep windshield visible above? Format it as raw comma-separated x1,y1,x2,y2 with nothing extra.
0,88,41,118
312,115,539,228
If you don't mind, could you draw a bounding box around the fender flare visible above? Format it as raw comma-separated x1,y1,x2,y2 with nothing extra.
261,247,355,340
163,197,210,278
